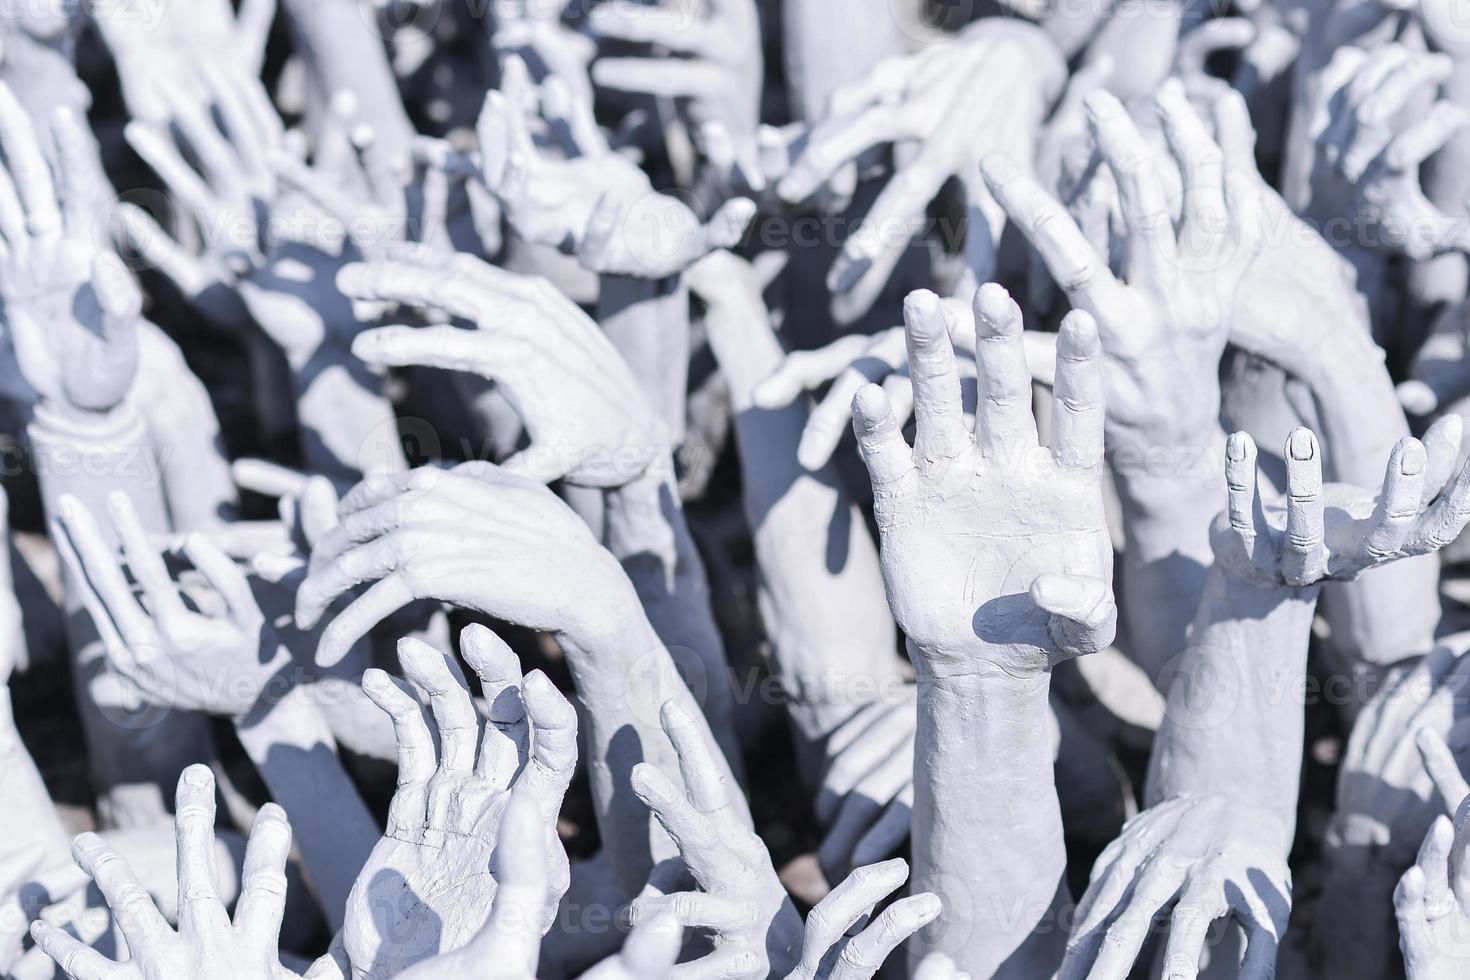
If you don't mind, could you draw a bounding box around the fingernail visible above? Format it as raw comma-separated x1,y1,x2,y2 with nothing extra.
904,289,940,320
1401,441,1426,476
1288,429,1315,462
1226,432,1248,462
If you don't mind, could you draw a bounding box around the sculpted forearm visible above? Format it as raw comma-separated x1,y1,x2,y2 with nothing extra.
601,467,742,769
911,668,1067,979
559,611,749,898
1146,570,1319,828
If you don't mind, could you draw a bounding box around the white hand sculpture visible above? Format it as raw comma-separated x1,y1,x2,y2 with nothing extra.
776,20,1067,324
337,245,669,487
30,765,298,979
626,701,803,979
52,492,290,720
587,0,763,141
1313,584,1470,973
784,858,940,980
1060,794,1291,980
850,286,1115,675
1212,427,1470,588
116,66,385,362
294,464,633,668
983,82,1263,455
92,0,274,126
0,88,139,411
477,62,754,278
1305,43,1470,260
344,625,576,977
814,695,915,881
1396,793,1470,980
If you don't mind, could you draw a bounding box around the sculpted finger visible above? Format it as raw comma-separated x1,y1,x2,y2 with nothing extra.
398,636,479,776
798,333,907,471
1031,574,1115,658
521,670,579,816
480,791,548,971
1160,880,1228,980
460,623,528,785
630,763,743,884
1420,414,1462,506
1409,449,1470,555
29,920,117,980
829,893,942,980
628,893,754,932
1050,310,1104,471
981,154,1125,325
1417,727,1470,815
69,832,168,954
903,290,968,464
971,283,1039,457
752,335,877,410
851,385,914,488
362,668,435,837
234,803,292,948
174,764,230,935
1085,90,1175,282
1281,428,1326,586
1365,437,1427,560
659,700,730,815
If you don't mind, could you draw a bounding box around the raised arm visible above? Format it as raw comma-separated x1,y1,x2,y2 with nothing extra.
851,286,1115,977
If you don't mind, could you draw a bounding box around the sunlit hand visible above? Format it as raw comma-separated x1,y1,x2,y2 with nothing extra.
1396,791,1470,980
1304,43,1470,260
626,701,802,979
0,88,139,411
338,245,669,487
784,858,940,980
1061,795,1290,980
1212,426,1470,588
983,82,1262,454
30,766,298,980
777,20,1066,324
343,625,576,977
52,492,290,721
587,0,762,142
850,286,1115,675
476,60,754,278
